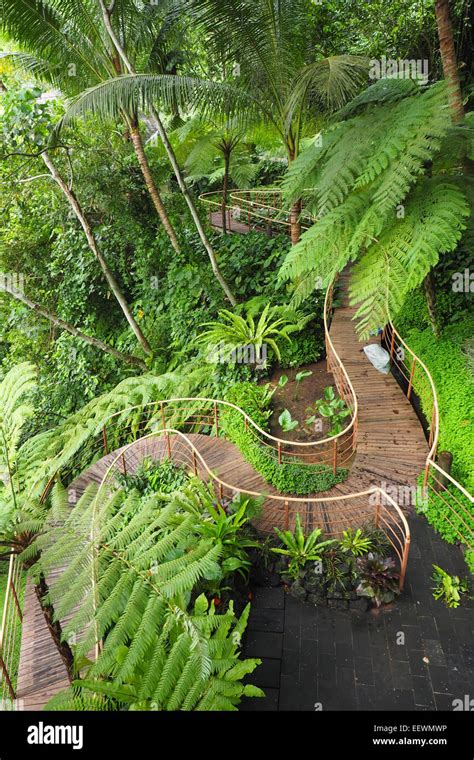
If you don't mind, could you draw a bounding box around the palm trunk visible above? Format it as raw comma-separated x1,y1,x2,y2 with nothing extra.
129,123,181,253
221,151,230,234
41,152,152,356
423,269,441,337
290,200,302,245
435,0,465,123
0,281,147,370
98,0,237,307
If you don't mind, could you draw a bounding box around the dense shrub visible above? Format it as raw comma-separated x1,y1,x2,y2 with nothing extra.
222,382,348,494
416,473,474,554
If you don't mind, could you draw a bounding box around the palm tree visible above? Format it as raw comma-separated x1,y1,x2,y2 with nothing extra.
434,0,465,123
1,0,180,253
190,0,369,243
172,114,259,233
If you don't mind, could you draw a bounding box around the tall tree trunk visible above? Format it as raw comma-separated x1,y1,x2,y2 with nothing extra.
423,269,441,337
435,0,465,123
35,574,75,682
0,281,147,370
221,150,230,234
41,152,152,356
290,200,302,245
98,0,237,307
128,121,181,253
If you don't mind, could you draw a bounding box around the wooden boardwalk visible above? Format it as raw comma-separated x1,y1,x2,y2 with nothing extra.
16,270,428,710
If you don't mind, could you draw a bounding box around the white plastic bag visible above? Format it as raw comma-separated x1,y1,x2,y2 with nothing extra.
363,344,391,374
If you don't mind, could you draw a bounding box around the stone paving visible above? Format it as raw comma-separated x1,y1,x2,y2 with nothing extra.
242,514,474,711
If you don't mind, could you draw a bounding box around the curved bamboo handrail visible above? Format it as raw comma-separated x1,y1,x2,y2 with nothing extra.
199,188,313,234
95,427,411,589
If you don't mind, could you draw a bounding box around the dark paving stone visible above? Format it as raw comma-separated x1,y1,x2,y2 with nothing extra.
248,607,284,633
429,665,451,694
245,630,283,659
390,659,412,691
356,683,379,710
318,654,336,683
418,615,439,639
354,657,374,686
278,675,301,710
401,624,423,649
240,687,279,712
434,692,455,711
253,587,285,610
412,676,435,708
247,657,281,689
336,641,354,667
336,666,355,691
281,648,299,678
422,638,446,667
408,648,430,677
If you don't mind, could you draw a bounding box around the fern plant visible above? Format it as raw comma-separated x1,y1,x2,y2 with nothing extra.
26,479,263,711
278,81,472,336
198,303,295,362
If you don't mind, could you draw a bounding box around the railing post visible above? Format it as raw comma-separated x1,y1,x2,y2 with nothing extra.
389,328,396,360
407,357,416,400
192,450,198,476
278,441,282,465
284,500,289,531
423,460,430,489
374,491,380,528
332,438,338,475
214,402,219,437
399,533,411,591
121,452,127,477
9,578,23,624
0,654,15,701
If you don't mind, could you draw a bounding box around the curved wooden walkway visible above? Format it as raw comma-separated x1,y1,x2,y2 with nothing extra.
16,270,428,710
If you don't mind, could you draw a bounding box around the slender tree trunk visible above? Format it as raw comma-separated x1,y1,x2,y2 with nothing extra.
423,270,441,337
41,152,153,355
35,574,75,682
129,121,181,253
221,150,230,234
290,200,302,245
0,281,147,370
98,0,237,306
435,0,465,123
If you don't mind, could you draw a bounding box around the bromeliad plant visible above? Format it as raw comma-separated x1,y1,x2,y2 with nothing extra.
356,554,401,607
432,564,469,609
199,303,295,364
272,513,335,580
306,386,351,436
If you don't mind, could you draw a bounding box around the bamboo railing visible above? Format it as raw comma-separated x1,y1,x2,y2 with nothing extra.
383,322,473,551
0,553,23,706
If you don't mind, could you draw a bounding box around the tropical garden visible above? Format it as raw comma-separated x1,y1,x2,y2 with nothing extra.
0,0,472,714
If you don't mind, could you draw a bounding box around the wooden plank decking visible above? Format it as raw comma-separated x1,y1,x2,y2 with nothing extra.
15,270,428,710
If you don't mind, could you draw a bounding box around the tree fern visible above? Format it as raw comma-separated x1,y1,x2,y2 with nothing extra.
278,81,471,335
29,479,262,711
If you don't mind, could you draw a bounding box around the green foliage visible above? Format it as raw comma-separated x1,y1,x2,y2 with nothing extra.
431,564,469,609
278,82,471,335
402,321,474,492
340,527,374,557
416,472,474,551
199,303,294,363
278,409,299,432
356,554,401,607
116,458,190,497
465,551,474,576
306,386,351,436
272,514,335,580
222,382,348,494
33,480,263,711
